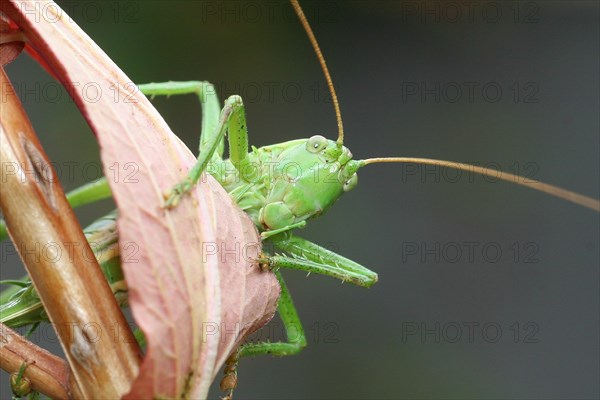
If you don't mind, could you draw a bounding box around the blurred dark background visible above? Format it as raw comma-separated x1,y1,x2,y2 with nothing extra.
1,1,598,399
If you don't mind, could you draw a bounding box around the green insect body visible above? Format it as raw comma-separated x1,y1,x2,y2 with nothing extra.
215,135,359,236
0,87,377,330
0,96,377,329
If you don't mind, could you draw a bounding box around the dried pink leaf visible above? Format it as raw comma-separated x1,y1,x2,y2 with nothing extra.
1,0,280,398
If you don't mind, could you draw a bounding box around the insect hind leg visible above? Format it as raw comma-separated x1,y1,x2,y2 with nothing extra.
138,81,223,157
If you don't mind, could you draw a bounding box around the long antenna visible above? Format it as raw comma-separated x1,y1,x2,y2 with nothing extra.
291,0,344,145
361,157,600,212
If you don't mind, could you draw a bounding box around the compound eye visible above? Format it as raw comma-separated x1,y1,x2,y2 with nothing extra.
343,173,358,192
306,135,328,154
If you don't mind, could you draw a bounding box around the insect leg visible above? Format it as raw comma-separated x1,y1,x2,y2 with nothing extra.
260,221,307,240
0,178,112,242
220,270,305,399
137,81,223,157
266,233,378,288
163,95,247,207
239,270,306,357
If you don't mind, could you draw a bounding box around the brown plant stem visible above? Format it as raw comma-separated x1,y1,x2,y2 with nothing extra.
0,323,77,399
0,68,140,397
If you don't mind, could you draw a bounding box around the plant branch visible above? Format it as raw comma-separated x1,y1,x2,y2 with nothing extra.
0,323,78,399
0,67,140,397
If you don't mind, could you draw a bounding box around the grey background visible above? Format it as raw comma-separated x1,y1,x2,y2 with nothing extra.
1,1,598,399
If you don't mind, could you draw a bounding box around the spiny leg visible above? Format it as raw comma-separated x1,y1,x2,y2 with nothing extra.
267,233,378,288
162,94,251,207
138,81,227,207
240,270,306,357
221,270,306,399
219,235,378,396
220,238,376,396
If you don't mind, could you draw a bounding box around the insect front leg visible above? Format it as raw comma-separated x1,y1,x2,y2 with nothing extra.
137,81,230,207
266,233,378,288
162,94,250,207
